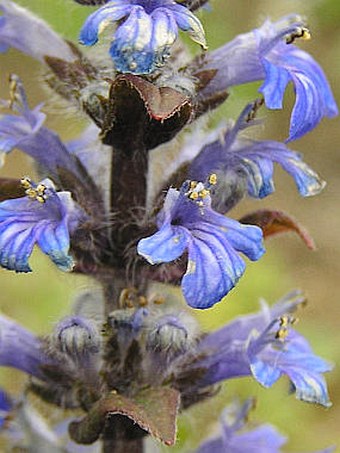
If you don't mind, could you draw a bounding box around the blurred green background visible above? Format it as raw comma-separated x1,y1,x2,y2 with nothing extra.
1,0,340,451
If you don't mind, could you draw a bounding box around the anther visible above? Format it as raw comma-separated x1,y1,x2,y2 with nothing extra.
20,177,32,190
190,181,198,190
153,296,165,305
209,173,217,185
119,287,138,308
20,178,48,203
138,296,148,307
8,75,19,109
189,191,199,200
286,27,311,45
275,327,288,341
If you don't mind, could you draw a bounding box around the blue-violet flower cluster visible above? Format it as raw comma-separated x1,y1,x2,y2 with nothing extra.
0,0,337,452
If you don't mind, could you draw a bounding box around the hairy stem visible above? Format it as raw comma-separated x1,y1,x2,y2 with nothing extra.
109,147,148,262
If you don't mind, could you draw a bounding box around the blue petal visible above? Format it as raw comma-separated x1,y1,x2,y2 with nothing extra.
260,43,338,141
239,155,275,198
196,400,286,453
0,314,47,378
0,181,84,273
208,213,265,260
259,59,290,109
79,0,132,46
278,156,326,196
189,110,325,209
0,220,36,272
196,17,338,140
137,223,189,264
166,2,206,48
182,230,246,309
0,0,75,61
37,221,74,272
241,143,325,198
250,330,332,407
109,6,177,74
79,0,205,73
139,182,264,309
0,78,81,177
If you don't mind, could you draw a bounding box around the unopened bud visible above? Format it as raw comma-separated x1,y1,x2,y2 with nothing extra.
53,316,100,359
147,315,189,354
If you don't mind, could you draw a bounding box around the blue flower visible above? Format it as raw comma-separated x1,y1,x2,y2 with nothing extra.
0,314,47,379
0,0,75,61
138,179,264,309
197,16,338,141
0,178,85,272
0,76,82,178
188,102,325,212
79,0,206,74
191,292,332,406
195,400,286,453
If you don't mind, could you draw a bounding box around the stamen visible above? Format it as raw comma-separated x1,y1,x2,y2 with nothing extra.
152,296,165,305
119,287,138,308
20,176,32,190
138,296,148,307
20,177,48,203
8,75,19,109
185,178,215,206
286,27,311,45
208,173,217,185
275,315,298,341
275,327,288,341
245,98,264,123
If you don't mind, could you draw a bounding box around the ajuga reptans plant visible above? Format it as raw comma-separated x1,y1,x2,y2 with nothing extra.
0,0,337,452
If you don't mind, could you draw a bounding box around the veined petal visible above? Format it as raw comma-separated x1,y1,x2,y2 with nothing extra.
278,155,326,197
185,292,331,407
259,58,290,109
137,223,189,264
250,329,332,407
0,179,85,273
0,0,75,61
260,44,339,141
207,214,265,260
138,180,264,309
195,16,338,140
79,0,132,45
188,102,325,213
182,228,246,309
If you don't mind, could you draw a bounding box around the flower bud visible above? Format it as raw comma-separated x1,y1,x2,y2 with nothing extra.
53,316,100,359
